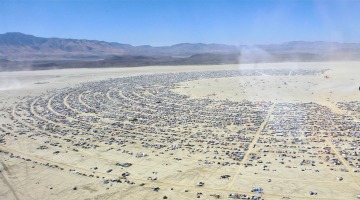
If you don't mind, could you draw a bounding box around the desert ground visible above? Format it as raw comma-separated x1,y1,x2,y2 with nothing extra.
0,62,359,200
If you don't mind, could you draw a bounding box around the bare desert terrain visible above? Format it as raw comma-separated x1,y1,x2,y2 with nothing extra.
0,62,359,200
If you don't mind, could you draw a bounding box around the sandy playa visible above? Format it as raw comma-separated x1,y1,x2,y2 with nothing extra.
174,62,360,102
0,62,359,200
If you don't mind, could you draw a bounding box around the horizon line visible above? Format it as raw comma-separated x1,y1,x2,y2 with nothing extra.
0,32,357,47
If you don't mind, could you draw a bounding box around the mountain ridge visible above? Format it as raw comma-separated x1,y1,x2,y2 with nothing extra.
0,32,240,60
1,32,360,71
2,32,360,61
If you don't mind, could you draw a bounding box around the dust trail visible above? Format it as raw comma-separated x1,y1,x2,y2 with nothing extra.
0,78,24,91
238,45,274,64
237,45,280,101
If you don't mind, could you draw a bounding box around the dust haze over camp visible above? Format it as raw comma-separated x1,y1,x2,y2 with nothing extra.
0,1,360,200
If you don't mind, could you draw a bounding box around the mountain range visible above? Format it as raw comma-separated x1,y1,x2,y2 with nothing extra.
1,32,360,71
0,32,239,60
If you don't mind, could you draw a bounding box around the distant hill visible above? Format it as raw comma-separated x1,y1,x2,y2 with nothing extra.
0,32,239,60
1,32,360,71
0,32,127,60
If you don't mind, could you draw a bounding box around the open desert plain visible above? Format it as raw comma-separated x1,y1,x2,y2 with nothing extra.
0,62,359,200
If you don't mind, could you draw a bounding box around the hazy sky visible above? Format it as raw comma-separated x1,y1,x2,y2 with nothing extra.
1,0,359,46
